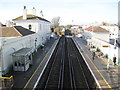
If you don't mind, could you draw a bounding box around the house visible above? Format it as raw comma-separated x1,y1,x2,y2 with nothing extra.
0,26,35,37
83,26,109,42
0,6,52,75
13,6,51,34
13,6,51,46
83,26,120,66
100,26,118,40
71,26,83,36
0,26,36,75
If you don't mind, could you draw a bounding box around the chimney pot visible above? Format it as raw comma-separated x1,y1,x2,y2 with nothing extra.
23,6,27,20
32,7,36,16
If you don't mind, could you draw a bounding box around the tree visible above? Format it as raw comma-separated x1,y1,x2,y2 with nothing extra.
51,16,60,28
66,25,72,30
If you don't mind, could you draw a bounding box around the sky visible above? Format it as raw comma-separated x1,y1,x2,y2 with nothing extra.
0,0,119,25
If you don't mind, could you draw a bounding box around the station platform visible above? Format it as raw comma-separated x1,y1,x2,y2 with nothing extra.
73,37,120,89
12,38,59,89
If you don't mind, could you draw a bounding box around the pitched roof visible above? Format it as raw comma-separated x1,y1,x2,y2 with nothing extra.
14,26,35,36
85,26,109,32
0,22,6,27
13,14,50,22
0,26,35,37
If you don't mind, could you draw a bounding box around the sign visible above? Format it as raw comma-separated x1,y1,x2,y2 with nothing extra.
102,45,109,48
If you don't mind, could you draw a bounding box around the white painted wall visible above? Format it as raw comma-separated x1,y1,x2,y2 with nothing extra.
14,20,51,34
0,38,3,76
14,20,40,33
93,32,109,42
83,30,109,42
101,26,118,39
1,30,51,74
91,37,119,65
1,34,35,74
0,18,51,74
83,30,92,40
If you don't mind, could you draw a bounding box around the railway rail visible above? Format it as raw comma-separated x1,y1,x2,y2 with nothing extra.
35,36,97,89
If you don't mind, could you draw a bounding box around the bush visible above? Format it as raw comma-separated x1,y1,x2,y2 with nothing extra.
105,54,108,58
91,46,96,48
96,48,101,52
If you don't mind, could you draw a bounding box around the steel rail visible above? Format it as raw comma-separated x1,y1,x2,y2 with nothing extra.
58,37,65,89
70,39,90,89
67,38,77,90
44,38,63,89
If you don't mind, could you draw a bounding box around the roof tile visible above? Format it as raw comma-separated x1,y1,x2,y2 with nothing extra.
13,14,50,22
0,26,35,37
85,26,109,32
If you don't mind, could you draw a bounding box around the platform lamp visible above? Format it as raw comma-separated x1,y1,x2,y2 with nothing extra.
35,38,37,52
107,45,110,70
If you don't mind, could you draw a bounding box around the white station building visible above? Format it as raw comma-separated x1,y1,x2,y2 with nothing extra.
0,6,51,76
83,26,120,66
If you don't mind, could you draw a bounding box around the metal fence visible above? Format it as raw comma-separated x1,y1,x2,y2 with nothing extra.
0,76,13,90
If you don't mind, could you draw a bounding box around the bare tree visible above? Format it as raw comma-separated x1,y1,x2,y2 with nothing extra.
51,16,60,28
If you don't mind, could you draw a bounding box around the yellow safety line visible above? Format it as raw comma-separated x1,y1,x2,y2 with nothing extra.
0,76,13,79
84,53,112,88
23,51,49,89
23,40,58,89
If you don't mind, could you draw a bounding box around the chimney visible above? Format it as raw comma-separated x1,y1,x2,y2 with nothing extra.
40,10,43,17
23,6,27,20
32,7,36,16
0,22,2,27
6,20,11,27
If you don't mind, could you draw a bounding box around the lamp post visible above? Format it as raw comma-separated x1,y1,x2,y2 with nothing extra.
107,45,110,70
35,38,37,52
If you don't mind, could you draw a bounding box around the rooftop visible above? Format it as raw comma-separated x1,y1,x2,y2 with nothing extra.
12,14,50,22
85,26,109,32
0,26,35,37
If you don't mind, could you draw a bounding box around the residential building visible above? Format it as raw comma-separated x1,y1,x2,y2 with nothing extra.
0,6,51,75
83,26,120,66
100,26,118,40
83,26,109,42
0,26,35,75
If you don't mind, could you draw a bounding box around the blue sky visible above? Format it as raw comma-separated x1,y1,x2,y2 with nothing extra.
0,0,119,25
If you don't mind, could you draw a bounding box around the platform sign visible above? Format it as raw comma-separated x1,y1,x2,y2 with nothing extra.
102,45,109,48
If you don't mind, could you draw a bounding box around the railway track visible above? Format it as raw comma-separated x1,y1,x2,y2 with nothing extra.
35,36,97,89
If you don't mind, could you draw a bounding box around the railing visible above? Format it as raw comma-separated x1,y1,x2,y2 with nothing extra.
0,76,13,90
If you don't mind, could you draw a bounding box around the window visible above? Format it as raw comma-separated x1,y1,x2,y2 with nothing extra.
28,24,32,30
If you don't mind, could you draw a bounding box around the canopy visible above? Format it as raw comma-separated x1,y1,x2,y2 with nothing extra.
12,48,33,56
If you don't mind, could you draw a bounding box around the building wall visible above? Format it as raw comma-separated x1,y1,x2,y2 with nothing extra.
14,20,39,33
83,30,92,40
0,48,2,76
1,34,34,74
1,30,51,74
101,26,118,39
14,20,51,34
0,19,51,74
83,30,109,42
91,37,120,65
14,20,51,43
0,38,3,76
93,32,109,42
